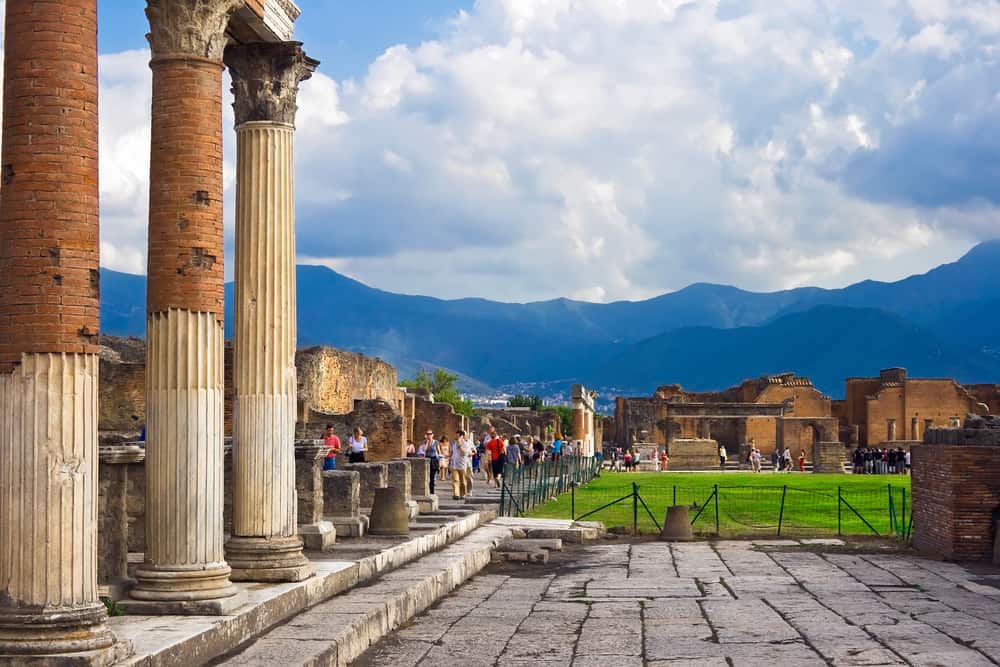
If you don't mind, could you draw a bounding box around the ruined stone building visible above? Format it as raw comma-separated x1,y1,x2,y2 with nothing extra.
0,0,316,660
613,373,839,460
842,368,989,447
469,406,560,442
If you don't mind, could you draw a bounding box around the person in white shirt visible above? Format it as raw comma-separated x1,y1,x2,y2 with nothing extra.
348,426,368,463
450,430,474,499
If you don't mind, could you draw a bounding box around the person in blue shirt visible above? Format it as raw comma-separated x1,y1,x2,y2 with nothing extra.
551,437,563,463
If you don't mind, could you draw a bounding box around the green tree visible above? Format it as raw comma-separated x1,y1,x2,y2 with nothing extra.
401,368,475,417
507,394,543,411
541,405,573,438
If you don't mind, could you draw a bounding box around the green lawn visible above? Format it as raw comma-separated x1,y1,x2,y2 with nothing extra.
524,471,912,537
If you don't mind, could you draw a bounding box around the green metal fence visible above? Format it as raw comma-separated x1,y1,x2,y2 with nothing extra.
526,480,912,539
498,455,600,517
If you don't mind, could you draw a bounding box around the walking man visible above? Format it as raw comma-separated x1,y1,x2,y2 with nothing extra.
486,430,507,488
450,430,473,499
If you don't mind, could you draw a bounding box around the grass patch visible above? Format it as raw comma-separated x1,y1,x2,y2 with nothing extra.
525,471,912,537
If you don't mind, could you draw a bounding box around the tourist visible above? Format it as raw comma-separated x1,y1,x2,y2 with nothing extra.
904,448,911,474
798,449,806,473
888,447,897,474
532,438,544,464
486,430,506,488
506,436,523,468
323,424,341,471
718,444,728,471
482,429,496,483
405,440,416,457
771,448,779,472
420,429,441,494
551,435,563,464
782,447,792,473
347,426,367,463
450,430,473,499
897,447,907,475
660,450,669,471
752,446,762,473
633,449,641,470
623,448,633,471
439,437,450,482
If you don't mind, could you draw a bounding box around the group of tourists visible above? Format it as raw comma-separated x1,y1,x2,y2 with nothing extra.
321,423,578,501
851,446,910,475
322,425,367,469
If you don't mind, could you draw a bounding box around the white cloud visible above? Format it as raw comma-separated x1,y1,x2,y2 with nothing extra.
86,0,1000,302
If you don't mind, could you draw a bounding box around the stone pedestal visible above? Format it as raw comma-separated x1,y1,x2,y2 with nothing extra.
295,441,336,551
98,444,146,600
343,462,389,510
811,441,846,473
387,459,419,519
368,487,410,536
323,470,367,537
409,457,439,513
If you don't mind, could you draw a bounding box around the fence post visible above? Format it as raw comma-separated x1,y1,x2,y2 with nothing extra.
714,484,720,535
901,488,907,538
777,485,787,536
571,482,576,521
673,485,677,507
837,486,842,536
633,482,639,535
888,484,896,536
500,479,506,516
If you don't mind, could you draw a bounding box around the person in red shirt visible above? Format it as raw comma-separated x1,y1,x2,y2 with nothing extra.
323,424,341,471
486,432,507,488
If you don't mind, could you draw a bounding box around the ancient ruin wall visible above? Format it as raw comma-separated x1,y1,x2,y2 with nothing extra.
296,346,399,418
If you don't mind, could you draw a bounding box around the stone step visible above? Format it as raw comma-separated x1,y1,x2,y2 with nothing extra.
213,523,514,667
491,549,549,564
111,510,495,667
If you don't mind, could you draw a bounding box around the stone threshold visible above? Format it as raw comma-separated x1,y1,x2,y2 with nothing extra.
213,522,515,666
109,509,494,666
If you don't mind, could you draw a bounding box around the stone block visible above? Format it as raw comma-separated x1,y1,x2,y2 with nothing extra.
323,470,360,518
386,459,413,503
342,462,388,509
409,457,431,497
330,515,368,538
415,494,439,513
811,441,847,473
98,444,143,587
299,521,336,551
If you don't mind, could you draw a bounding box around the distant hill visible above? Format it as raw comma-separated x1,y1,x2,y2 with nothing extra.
584,305,1000,395
99,240,1000,394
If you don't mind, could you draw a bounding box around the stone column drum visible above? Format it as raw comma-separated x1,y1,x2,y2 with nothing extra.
0,0,128,661
223,42,318,583
128,0,245,615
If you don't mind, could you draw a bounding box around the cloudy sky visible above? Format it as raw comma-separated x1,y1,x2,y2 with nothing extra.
55,1,1000,301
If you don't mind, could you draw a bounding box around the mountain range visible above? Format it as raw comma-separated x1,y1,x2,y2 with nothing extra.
100,240,1000,398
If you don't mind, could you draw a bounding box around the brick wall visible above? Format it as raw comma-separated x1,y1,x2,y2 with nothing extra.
0,0,101,370
411,394,468,443
302,399,404,461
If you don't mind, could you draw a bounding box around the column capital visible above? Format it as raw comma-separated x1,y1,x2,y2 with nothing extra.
224,41,319,126
146,0,243,62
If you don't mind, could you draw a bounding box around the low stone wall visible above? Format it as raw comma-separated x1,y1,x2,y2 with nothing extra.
301,399,404,461
913,417,1000,561
666,438,719,470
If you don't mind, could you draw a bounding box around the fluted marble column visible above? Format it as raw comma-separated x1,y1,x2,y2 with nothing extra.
223,42,318,582
127,0,245,615
0,0,128,661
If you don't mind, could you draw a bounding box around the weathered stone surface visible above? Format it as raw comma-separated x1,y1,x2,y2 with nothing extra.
225,42,318,126
343,462,388,509
323,469,360,518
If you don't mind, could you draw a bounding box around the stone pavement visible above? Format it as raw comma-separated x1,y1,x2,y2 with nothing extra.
357,539,1000,666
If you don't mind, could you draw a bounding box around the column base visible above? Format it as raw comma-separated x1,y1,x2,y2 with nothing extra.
118,592,247,617
405,500,420,520
126,561,243,615
0,604,132,665
299,521,337,551
225,536,314,582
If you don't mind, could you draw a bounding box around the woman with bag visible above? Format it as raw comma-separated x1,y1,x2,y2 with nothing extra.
347,426,368,463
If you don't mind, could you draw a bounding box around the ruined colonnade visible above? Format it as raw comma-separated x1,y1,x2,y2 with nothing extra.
0,0,316,659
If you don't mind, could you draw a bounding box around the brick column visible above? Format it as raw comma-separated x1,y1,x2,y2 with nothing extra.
0,0,128,661
127,0,245,615
222,42,318,582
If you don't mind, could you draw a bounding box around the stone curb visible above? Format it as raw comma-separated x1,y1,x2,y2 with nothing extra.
112,509,495,666
216,523,514,666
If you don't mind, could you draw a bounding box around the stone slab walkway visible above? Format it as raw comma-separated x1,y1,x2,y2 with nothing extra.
357,539,1000,666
